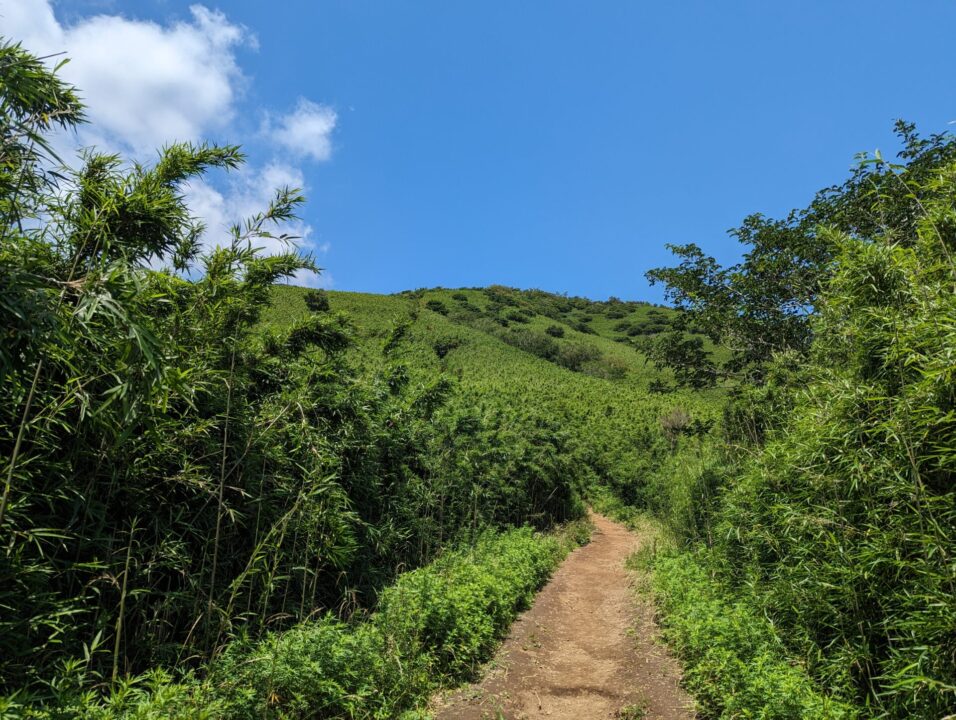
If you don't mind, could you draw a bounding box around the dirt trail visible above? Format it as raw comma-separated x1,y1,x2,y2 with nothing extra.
433,513,694,720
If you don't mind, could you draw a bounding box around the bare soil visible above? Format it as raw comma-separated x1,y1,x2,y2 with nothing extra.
432,513,695,719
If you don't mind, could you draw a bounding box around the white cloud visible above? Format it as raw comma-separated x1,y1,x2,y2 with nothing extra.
267,99,337,162
3,1,251,154
4,1,334,288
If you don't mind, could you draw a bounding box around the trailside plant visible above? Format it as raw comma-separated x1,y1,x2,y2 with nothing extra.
21,524,587,719
641,137,956,717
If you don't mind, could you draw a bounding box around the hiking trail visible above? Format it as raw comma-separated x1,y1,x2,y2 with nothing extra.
432,513,694,719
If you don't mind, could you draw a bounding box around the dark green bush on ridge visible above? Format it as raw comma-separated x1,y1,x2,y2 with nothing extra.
303,288,330,312
504,309,531,323
425,299,449,315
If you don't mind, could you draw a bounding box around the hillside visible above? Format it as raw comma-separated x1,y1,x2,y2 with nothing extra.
264,285,693,389
263,285,722,506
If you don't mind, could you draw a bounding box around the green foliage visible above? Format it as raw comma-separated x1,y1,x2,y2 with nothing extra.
303,288,330,312
18,525,585,719
375,527,567,680
1,44,597,711
504,309,530,323
544,324,564,337
0,39,85,228
635,135,956,719
642,331,717,389
647,122,956,386
501,328,559,361
553,342,600,372
432,337,462,359
651,552,857,719
708,199,956,716
424,299,449,315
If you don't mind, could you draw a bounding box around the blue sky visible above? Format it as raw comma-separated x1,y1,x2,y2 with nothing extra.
7,1,956,301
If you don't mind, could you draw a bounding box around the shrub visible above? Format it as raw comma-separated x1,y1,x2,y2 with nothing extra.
433,337,462,359
304,289,330,312
544,324,565,338
483,286,518,307
376,528,565,678
504,309,531,323
555,342,601,372
659,407,691,450
425,299,449,315
652,553,856,719
502,329,559,361
581,356,628,380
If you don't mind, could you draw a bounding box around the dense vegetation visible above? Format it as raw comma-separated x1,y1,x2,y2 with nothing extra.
3,36,954,720
1,41,595,713
14,525,588,719
0,40,710,717
638,124,956,718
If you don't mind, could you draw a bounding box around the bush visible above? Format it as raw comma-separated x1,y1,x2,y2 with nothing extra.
501,329,559,361
433,337,462,359
651,552,857,719
425,299,449,315
211,618,407,719
504,309,531,323
376,528,565,678
544,324,565,338
304,289,330,312
483,286,519,307
555,342,601,372
581,356,628,380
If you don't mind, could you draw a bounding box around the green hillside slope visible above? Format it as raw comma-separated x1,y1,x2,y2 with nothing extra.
263,284,722,507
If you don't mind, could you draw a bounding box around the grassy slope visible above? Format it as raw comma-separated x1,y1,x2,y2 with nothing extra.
264,285,723,494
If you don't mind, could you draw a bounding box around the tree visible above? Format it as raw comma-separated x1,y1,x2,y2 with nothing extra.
646,121,956,387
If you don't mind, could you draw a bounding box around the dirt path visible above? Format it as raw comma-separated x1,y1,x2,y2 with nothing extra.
432,513,695,719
